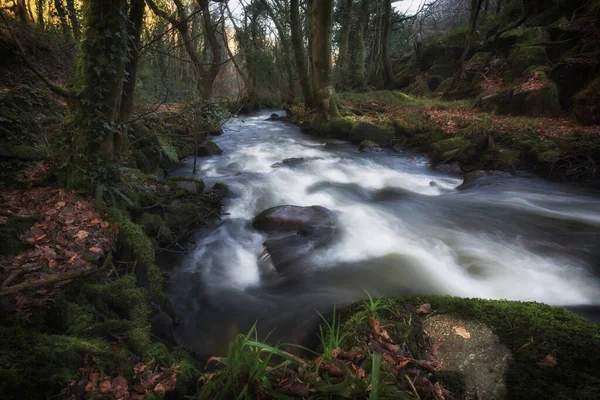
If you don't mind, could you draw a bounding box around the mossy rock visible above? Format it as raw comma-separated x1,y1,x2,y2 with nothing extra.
429,136,472,163
436,78,454,93
508,46,547,74
310,117,355,139
519,83,561,117
335,295,600,400
477,92,514,115
490,147,521,169
465,52,490,72
499,27,540,46
406,81,432,97
168,175,205,194
196,140,222,156
573,78,600,125
427,75,444,91
349,122,395,146
428,57,456,78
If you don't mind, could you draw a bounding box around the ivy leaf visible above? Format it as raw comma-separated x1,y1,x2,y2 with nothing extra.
93,67,102,77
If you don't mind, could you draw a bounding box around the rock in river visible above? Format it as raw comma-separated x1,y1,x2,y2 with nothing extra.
252,205,336,232
253,205,338,274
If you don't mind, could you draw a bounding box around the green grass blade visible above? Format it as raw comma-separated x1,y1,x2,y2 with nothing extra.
370,353,382,400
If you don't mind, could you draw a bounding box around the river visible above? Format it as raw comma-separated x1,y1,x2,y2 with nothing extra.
166,110,600,357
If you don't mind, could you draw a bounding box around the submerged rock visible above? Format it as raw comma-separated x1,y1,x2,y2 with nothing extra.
271,157,323,168
252,205,336,233
459,170,512,189
208,126,224,136
359,140,382,152
267,113,281,120
435,162,463,175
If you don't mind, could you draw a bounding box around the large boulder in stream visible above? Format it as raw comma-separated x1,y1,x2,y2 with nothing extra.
252,205,336,232
253,205,338,274
196,140,222,156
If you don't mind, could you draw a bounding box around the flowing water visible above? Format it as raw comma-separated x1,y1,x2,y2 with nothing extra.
167,110,600,356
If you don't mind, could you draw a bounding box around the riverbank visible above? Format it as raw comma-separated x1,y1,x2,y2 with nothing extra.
290,90,600,181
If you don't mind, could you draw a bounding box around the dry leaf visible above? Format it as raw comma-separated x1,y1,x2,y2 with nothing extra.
0,216,7,225
537,355,557,367
455,327,471,339
415,303,431,314
75,230,90,241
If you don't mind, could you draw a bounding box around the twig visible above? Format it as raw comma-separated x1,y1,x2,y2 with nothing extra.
405,374,421,399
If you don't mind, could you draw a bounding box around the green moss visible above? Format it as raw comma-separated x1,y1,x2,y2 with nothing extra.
436,78,453,93
406,81,432,97
110,209,155,268
465,115,493,137
509,46,547,74
573,78,600,126
336,295,600,400
429,137,472,162
7,145,49,160
500,27,539,45
522,83,561,117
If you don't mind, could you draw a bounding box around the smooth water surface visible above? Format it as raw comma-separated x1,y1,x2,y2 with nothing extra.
167,110,600,356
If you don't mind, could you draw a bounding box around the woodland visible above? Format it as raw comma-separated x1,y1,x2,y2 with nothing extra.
0,0,600,398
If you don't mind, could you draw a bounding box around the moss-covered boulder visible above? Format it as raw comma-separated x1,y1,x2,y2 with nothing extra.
489,147,522,170
167,175,205,194
428,56,456,78
406,80,432,97
310,118,355,139
477,92,514,115
349,122,395,146
509,46,547,73
514,82,561,117
196,140,222,156
336,295,600,400
573,78,600,125
427,75,444,91
429,136,473,163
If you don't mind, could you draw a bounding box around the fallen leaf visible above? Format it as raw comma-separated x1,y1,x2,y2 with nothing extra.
455,327,471,339
111,376,129,399
204,356,223,369
89,246,103,254
415,303,431,314
0,216,7,225
537,355,557,367
75,230,90,241
56,201,66,209
396,358,411,369
98,379,112,394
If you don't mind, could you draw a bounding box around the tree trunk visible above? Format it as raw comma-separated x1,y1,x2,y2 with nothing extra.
36,0,45,30
199,0,222,99
16,0,29,23
311,0,338,120
53,0,71,39
353,0,369,88
66,0,80,40
74,0,129,177
119,0,145,124
496,0,503,14
382,0,393,88
291,0,312,106
337,0,352,72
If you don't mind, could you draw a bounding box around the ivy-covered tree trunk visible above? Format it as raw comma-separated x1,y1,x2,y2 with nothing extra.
119,0,145,123
311,0,338,120
382,0,393,88
352,0,369,89
16,0,29,23
69,0,129,185
291,0,312,107
66,0,80,40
